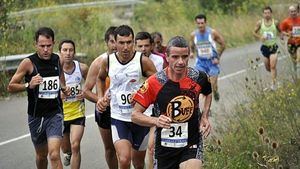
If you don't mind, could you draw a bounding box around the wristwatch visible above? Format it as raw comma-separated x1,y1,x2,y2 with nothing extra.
24,82,29,89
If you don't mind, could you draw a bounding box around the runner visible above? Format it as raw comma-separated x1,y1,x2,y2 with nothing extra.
59,39,88,169
253,6,280,90
280,5,300,78
190,14,225,101
96,25,157,169
132,36,212,169
82,26,118,169
7,27,70,169
151,31,168,67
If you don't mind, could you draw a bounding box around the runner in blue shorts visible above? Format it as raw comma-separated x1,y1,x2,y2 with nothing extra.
8,27,70,169
190,14,226,101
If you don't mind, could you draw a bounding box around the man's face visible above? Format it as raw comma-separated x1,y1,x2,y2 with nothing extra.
153,36,163,52
195,18,206,32
135,39,152,57
116,34,134,60
107,34,117,54
263,9,272,20
167,47,189,75
60,43,75,64
36,35,54,60
289,6,297,18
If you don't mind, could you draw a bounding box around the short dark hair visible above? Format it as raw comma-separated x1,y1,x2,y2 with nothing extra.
35,27,55,42
151,32,163,40
58,39,76,53
166,36,189,56
114,25,134,41
135,31,153,44
194,14,207,22
104,26,117,43
263,6,272,13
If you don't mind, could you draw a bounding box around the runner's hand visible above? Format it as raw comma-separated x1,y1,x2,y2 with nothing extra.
199,117,211,138
62,86,71,96
212,58,220,65
29,73,43,89
260,36,267,42
96,95,110,112
156,115,172,129
76,90,84,100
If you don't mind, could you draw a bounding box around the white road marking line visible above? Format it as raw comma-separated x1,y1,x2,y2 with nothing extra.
0,134,30,146
0,114,95,147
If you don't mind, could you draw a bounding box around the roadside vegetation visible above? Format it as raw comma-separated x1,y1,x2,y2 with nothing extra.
1,0,299,167
205,79,300,168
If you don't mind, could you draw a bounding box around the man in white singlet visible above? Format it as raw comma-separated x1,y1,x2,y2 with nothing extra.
96,25,157,169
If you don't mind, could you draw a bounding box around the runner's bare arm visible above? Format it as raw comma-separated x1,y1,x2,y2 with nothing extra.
199,93,212,138
75,62,89,100
189,32,196,58
132,102,171,128
82,57,101,103
96,56,109,111
7,58,32,93
80,62,89,80
59,61,70,95
142,56,157,78
253,20,263,40
275,20,281,33
212,29,226,57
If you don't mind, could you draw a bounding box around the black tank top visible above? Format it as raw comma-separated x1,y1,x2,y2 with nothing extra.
25,53,63,117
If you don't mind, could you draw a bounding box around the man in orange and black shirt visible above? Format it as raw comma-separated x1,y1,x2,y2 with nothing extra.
132,36,212,169
280,5,300,74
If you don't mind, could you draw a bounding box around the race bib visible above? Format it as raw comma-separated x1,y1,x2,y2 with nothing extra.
196,42,213,59
116,91,133,114
161,122,188,148
263,31,274,40
65,83,81,102
38,76,60,99
292,26,300,37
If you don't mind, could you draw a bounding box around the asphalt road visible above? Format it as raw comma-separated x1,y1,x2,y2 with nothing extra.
0,41,295,169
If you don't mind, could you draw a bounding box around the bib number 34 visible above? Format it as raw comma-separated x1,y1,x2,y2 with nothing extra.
161,123,188,148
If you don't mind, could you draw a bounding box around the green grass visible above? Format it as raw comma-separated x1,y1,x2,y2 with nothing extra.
205,79,300,168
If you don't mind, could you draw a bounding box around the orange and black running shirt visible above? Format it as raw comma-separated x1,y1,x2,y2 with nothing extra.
133,67,211,157
280,17,300,45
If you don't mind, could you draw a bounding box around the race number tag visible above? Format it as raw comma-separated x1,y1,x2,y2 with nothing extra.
116,91,132,114
65,83,81,102
292,26,300,37
38,76,60,99
161,123,188,148
263,31,274,40
197,42,213,59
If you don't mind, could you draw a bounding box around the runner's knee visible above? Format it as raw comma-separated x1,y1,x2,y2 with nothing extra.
118,155,131,167
48,150,60,162
71,141,80,154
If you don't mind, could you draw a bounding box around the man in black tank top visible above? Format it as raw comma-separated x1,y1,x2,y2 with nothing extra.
7,27,70,169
